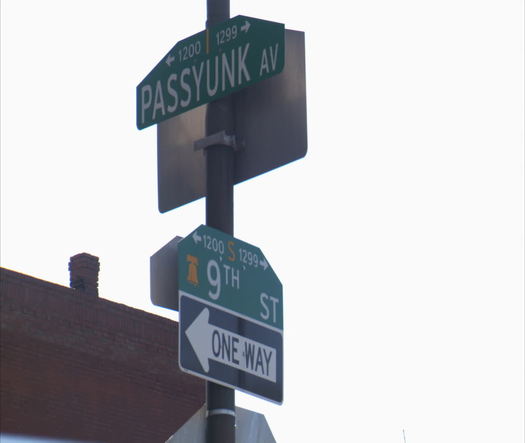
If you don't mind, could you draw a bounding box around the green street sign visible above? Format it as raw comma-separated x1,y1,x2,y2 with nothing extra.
178,225,284,401
137,15,285,130
178,225,282,330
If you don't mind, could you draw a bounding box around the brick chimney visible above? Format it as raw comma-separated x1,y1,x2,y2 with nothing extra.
69,253,100,297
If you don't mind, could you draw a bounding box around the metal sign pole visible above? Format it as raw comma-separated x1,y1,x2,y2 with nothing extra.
204,0,236,442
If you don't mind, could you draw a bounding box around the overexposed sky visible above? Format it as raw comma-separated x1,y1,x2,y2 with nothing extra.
1,1,524,442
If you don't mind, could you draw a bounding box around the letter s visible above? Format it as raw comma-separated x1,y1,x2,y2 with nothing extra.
260,293,270,321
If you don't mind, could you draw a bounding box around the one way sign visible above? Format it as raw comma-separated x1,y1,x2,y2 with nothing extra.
186,307,277,381
179,294,283,404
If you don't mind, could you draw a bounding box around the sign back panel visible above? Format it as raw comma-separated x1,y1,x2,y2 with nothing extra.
156,30,306,213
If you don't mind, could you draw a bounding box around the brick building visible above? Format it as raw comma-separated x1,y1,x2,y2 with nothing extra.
0,253,205,442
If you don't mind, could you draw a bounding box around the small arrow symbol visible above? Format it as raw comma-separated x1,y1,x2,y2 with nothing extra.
165,54,175,66
192,231,202,244
259,258,269,271
240,20,250,33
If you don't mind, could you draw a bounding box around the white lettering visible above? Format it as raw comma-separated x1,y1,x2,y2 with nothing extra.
222,264,240,290
260,292,279,324
259,48,269,76
167,73,179,113
221,50,235,92
231,267,240,289
260,293,270,321
180,67,191,107
259,44,279,76
192,62,204,102
207,260,221,300
269,44,279,71
269,295,279,324
206,56,219,97
140,84,152,125
238,43,251,84
152,80,165,120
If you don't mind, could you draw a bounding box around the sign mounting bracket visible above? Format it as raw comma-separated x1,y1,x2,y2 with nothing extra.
194,130,239,151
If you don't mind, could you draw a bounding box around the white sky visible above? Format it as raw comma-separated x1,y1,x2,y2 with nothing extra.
1,1,524,442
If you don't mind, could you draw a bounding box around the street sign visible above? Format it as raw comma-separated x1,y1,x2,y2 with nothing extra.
157,29,306,212
180,295,283,404
178,225,282,328
178,225,283,403
137,15,285,129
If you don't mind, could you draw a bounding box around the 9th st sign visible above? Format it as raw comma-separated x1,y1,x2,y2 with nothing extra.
178,225,283,403
178,225,282,329
137,15,284,129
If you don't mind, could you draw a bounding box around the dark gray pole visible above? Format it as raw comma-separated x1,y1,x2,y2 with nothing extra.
205,1,235,443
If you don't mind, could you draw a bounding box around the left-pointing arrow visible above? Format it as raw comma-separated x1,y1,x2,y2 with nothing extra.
185,307,277,382
192,230,202,244
185,307,212,371
165,54,175,66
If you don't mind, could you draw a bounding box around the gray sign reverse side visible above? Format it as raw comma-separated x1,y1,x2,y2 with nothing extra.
157,29,306,212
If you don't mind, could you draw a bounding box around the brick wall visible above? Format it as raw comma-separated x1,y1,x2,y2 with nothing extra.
0,267,205,443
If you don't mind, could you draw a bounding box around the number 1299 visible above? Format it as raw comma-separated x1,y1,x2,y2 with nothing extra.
216,25,238,45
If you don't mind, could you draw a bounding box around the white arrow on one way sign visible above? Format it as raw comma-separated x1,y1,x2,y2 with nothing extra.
185,308,277,382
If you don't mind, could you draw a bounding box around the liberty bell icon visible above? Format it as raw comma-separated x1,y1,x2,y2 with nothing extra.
186,254,199,286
